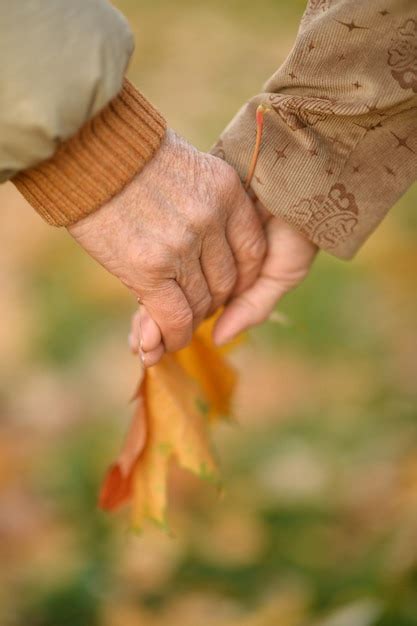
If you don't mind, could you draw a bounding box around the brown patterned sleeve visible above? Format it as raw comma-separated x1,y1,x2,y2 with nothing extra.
213,0,417,259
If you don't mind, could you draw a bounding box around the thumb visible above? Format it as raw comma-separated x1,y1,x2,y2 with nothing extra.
213,275,286,346
139,307,166,367
213,213,318,345
129,306,163,354
139,306,163,353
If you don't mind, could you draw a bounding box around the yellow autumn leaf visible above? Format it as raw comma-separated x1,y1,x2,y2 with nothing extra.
175,315,238,420
130,354,220,529
99,315,237,530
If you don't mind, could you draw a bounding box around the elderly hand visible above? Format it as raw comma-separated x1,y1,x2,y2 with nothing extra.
129,201,317,366
68,129,266,352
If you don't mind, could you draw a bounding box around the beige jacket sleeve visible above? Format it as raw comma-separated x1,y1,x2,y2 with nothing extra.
213,0,417,259
1,0,166,226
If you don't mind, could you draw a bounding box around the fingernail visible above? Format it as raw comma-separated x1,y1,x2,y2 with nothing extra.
139,338,144,351
139,349,146,367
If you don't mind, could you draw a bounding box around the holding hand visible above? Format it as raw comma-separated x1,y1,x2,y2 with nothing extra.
130,200,317,366
213,202,317,345
69,130,266,352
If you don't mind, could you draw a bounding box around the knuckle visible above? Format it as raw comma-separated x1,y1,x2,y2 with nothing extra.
192,203,218,232
213,272,236,300
219,166,241,199
193,294,212,317
169,307,193,332
242,234,267,263
207,158,241,201
282,267,310,286
172,230,199,256
137,247,172,275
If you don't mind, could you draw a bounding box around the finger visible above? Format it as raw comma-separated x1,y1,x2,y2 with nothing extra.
128,307,163,356
177,261,212,330
139,307,163,353
142,280,193,352
214,215,318,345
213,275,285,346
200,231,237,315
226,188,266,296
128,331,137,354
142,343,165,368
129,309,142,354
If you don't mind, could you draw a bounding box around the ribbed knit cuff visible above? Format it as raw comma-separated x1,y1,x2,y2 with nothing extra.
12,79,167,226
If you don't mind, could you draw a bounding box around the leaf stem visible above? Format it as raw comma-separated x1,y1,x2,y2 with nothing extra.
244,104,269,191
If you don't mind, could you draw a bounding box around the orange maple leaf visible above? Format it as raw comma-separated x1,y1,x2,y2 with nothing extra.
99,316,237,529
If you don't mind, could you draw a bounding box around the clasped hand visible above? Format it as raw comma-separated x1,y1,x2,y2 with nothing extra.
68,129,317,366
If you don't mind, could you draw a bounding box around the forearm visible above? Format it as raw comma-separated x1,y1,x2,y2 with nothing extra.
214,0,417,259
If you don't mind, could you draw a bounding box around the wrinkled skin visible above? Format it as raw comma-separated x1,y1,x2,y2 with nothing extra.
130,201,318,367
69,129,266,352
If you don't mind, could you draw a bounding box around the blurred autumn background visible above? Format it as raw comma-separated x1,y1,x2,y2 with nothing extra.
1,1,417,624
